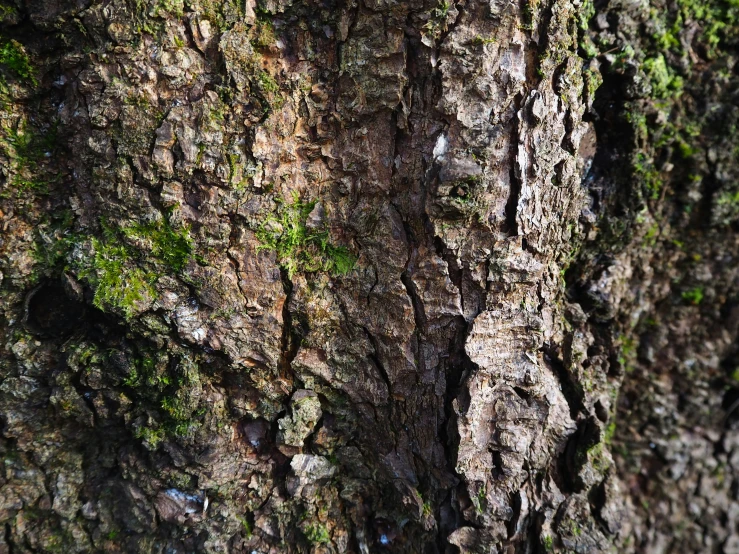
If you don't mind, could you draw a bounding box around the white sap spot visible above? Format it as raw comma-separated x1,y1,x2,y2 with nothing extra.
164,489,202,514
192,327,206,341
433,134,448,161
380,534,389,545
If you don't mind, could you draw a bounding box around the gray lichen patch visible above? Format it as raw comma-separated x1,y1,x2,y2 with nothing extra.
277,390,322,450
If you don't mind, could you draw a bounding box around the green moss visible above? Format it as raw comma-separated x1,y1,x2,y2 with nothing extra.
258,70,279,93
122,366,141,387
257,192,356,278
135,425,166,448
583,67,603,104
676,138,697,158
124,93,151,110
126,353,207,445
471,484,486,515
0,38,36,85
67,342,102,369
159,361,205,437
470,35,495,46
256,69,285,113
569,521,583,537
625,111,649,142
150,0,184,18
682,286,704,305
580,36,599,59
188,0,244,32
615,1,739,218
601,418,615,441
73,214,194,318
33,212,76,277
717,190,739,206
0,3,17,21
578,0,595,30
256,69,284,111
237,515,253,538
652,14,682,52
252,18,275,48
542,535,554,551
423,0,452,40
432,0,451,18
521,0,538,30
123,217,193,271
642,222,659,247
449,176,482,205
304,523,331,545
673,0,739,57
160,396,189,421
632,153,663,199
617,334,637,373
643,55,684,99
85,238,157,319
3,120,58,169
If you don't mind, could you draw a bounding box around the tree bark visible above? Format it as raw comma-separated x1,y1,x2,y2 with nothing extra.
1,0,738,552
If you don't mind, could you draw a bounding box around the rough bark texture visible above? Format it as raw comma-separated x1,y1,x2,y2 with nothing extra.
1,0,739,552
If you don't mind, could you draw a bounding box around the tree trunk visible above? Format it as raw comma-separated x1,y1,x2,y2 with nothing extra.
1,0,738,552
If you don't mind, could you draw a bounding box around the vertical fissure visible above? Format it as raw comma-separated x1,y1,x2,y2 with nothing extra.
277,268,298,384
505,93,524,238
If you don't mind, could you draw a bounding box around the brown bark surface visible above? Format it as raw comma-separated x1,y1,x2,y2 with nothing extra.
1,0,739,552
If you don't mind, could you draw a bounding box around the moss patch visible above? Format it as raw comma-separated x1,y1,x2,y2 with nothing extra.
75,216,193,319
257,193,356,278
0,38,36,85
681,286,704,305
303,523,331,545
123,218,193,272
83,238,157,319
